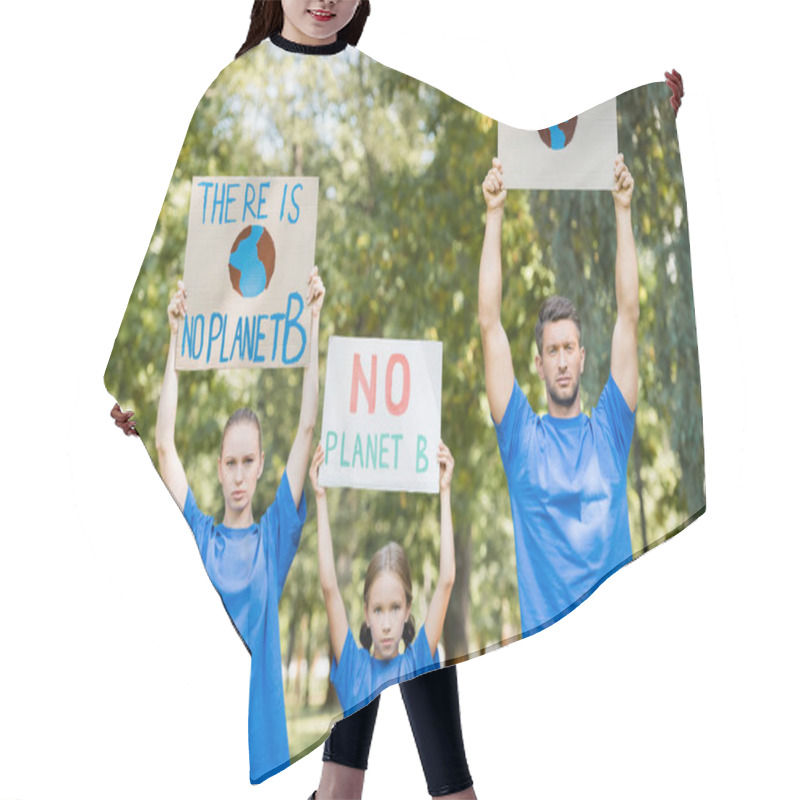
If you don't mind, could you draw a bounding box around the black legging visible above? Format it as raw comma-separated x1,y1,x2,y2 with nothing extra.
323,665,473,797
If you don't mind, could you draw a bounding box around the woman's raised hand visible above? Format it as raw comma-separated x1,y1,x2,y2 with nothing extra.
167,281,187,335
307,267,325,319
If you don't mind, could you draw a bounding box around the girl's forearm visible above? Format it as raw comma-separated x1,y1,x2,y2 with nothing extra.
316,493,339,596
438,488,456,590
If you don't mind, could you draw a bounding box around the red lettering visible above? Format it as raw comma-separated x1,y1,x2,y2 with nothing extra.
385,353,410,416
350,353,377,414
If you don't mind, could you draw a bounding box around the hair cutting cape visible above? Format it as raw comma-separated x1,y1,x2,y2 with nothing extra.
105,39,704,784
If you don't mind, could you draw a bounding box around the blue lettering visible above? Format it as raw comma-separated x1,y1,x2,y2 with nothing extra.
379,434,390,469
253,315,269,363
230,316,243,360
191,315,204,359
416,435,429,473
280,182,288,221
198,182,214,225
282,292,306,365
365,434,378,469
257,182,270,220
207,313,224,363
224,183,239,224
324,431,337,463
288,183,303,224
218,314,229,363
270,313,284,362
352,433,364,469
340,432,350,468
391,434,403,469
243,183,256,222
211,181,225,224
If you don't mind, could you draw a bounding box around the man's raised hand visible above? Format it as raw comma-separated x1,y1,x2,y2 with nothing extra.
612,153,634,210
482,157,507,212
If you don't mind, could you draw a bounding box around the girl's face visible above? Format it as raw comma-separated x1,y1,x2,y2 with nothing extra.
217,422,264,518
364,571,410,660
280,0,361,46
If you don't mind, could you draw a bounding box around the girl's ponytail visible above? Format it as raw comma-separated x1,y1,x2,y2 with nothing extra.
359,621,372,650
402,615,416,648
359,616,416,651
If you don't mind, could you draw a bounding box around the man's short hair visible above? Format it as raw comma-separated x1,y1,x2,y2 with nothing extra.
535,296,582,355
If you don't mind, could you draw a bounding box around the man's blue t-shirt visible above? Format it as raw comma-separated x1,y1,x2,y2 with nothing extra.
330,625,440,716
495,375,636,635
183,471,306,784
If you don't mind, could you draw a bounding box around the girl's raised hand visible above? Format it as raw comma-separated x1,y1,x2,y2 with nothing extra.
309,443,326,498
438,441,454,493
167,281,187,335
307,267,326,319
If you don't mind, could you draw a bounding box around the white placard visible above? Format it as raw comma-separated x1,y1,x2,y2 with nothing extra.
498,98,618,190
320,336,443,493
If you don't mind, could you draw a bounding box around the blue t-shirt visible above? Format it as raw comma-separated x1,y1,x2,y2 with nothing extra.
183,471,306,784
330,625,441,716
495,375,635,635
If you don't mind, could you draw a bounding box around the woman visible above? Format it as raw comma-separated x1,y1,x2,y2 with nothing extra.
155,269,325,783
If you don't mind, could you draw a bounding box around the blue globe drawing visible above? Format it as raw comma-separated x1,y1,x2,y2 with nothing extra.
228,225,276,298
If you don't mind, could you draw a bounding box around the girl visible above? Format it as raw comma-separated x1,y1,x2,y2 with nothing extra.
309,441,475,799
154,268,325,784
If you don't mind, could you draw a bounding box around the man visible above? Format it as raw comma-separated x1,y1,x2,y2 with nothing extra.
478,154,638,635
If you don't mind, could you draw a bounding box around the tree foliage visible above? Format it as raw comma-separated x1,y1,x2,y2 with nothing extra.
105,48,704,753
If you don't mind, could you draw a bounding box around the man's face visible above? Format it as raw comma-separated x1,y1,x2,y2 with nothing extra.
535,319,585,413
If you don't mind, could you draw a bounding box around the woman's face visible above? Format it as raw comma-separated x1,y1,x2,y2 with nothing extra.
364,571,410,661
280,0,361,46
217,422,264,517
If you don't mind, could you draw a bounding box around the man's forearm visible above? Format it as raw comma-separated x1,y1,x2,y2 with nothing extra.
478,209,505,332
615,207,639,322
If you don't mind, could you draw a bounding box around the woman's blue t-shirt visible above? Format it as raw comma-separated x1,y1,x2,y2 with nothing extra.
183,471,306,784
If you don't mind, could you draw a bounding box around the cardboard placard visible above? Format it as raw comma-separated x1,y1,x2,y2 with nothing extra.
178,176,318,370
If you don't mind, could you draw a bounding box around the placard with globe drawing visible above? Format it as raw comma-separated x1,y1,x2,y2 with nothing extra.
498,97,618,190
177,175,319,370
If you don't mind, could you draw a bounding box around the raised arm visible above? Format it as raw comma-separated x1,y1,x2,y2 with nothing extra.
423,442,456,658
479,158,516,424
155,282,189,511
285,267,326,507
309,444,349,663
609,154,639,411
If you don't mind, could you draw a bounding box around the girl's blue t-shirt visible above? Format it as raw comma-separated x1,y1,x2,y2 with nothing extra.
183,471,306,784
330,625,441,715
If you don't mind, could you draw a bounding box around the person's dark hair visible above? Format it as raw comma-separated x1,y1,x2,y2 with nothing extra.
535,295,582,355
221,407,263,455
236,0,371,59
359,541,416,651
